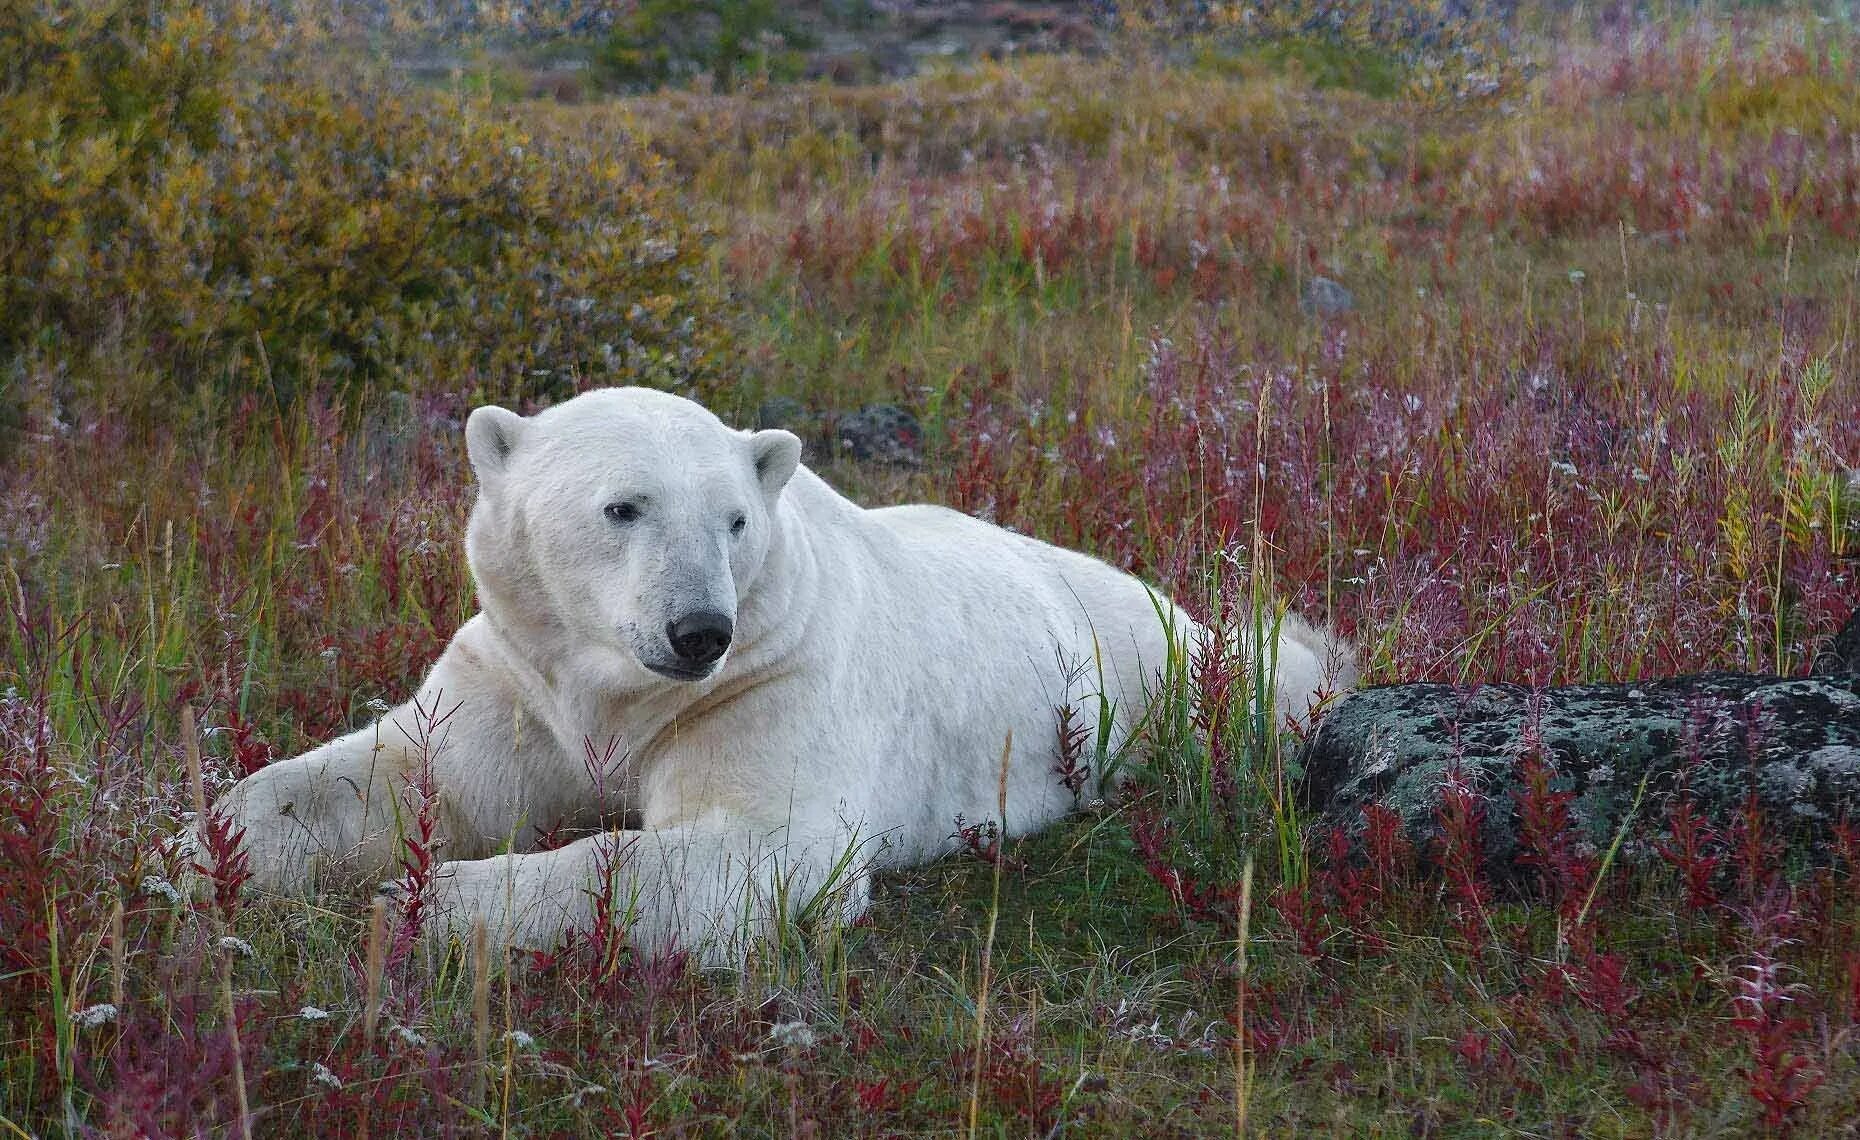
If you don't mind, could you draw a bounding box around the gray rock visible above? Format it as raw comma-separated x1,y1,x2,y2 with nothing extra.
756,396,814,433
834,404,923,465
1300,613,1860,879
1301,276,1355,319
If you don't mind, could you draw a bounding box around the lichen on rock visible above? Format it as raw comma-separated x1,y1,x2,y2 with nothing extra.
1298,611,1860,879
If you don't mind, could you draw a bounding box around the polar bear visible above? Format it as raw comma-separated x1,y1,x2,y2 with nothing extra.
215,387,1352,958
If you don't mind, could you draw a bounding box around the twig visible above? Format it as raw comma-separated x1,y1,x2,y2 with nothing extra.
1233,857,1255,1139
965,732,1013,1140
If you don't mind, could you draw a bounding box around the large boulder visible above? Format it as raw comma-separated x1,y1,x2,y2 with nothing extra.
1298,610,1860,876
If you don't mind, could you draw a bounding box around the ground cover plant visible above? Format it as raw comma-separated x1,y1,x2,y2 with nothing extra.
3,1,1860,1135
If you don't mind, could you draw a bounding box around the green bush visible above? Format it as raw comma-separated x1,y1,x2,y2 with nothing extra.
0,0,239,359
598,0,812,94
1194,36,1409,98
1200,0,1523,100
1,1,738,415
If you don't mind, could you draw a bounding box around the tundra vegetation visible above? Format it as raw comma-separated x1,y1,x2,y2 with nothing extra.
3,0,1860,1135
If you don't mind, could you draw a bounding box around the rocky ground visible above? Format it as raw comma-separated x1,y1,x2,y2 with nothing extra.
798,1,1112,83
393,1,1122,96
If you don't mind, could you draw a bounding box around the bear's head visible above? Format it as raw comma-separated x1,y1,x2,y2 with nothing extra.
463,388,802,685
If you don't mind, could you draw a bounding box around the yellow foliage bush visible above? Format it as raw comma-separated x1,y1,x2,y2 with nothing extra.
1,1,736,416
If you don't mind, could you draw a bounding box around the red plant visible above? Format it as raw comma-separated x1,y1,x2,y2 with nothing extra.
1655,791,1726,913
1190,596,1240,806
961,1021,1065,1132
1434,766,1492,958
1362,803,1414,900
193,805,253,927
79,986,267,1136
387,691,460,958
583,734,629,825
580,832,646,997
1829,816,1860,881
1453,1028,1515,1075
853,1076,915,1113
1318,823,1381,953
1126,805,1233,924
218,709,275,777
1728,892,1825,1132
1271,880,1329,962
1729,790,1783,902
951,814,1027,873
1841,950,1860,1026
1512,750,1598,925
1052,698,1092,800
0,684,63,1072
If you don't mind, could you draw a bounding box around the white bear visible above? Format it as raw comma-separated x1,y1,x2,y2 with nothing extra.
215,387,1352,959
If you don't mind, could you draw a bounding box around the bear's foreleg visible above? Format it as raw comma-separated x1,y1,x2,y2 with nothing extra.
417,817,872,965
214,624,590,897
211,719,441,894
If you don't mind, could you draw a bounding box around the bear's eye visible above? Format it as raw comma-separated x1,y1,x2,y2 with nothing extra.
604,501,641,525
729,513,747,536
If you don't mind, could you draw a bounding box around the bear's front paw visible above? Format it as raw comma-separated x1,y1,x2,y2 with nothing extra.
403,854,588,953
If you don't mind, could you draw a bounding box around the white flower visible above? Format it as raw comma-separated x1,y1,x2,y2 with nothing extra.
766,1021,816,1049
215,936,255,958
503,1029,537,1050
298,1006,332,1022
310,1062,343,1089
140,876,183,904
74,1003,118,1029
391,1025,428,1048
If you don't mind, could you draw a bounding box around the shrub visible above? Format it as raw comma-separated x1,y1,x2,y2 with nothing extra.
1200,0,1523,99
1,1,738,417
0,0,240,359
1193,35,1410,98
597,0,812,94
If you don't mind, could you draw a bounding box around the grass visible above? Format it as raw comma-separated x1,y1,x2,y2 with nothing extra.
4,4,1860,1136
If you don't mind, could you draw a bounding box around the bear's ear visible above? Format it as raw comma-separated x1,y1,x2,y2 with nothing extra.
466,405,527,486
749,429,802,495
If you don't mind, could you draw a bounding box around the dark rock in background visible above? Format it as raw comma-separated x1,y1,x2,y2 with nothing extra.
753,398,924,466
756,396,815,434
1300,276,1355,319
834,403,923,465
1299,609,1860,877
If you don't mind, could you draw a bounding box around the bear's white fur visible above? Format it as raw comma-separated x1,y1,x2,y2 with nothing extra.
217,388,1352,959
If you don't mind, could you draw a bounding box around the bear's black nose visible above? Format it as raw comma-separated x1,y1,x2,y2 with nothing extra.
666,612,733,668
